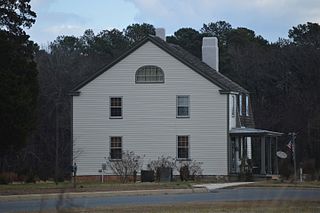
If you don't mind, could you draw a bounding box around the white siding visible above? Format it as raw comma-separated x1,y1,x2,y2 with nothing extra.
73,41,228,176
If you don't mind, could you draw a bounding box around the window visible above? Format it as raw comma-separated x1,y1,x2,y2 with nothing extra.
110,137,122,160
177,136,189,159
245,95,249,116
177,95,189,118
135,65,164,83
239,94,242,116
110,97,122,118
232,95,235,117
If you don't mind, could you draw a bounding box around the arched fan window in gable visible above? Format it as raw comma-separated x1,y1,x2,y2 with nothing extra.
135,65,164,83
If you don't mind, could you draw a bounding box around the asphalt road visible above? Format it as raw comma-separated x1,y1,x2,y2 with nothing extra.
1,187,320,213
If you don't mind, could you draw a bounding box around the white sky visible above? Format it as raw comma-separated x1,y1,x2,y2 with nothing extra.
27,0,320,45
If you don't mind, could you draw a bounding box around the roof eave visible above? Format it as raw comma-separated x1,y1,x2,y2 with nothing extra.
69,91,81,96
219,90,240,95
229,128,283,137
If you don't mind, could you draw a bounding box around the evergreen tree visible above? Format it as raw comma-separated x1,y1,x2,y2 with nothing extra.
0,0,38,170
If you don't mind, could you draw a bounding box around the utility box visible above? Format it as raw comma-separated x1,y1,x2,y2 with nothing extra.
141,170,155,182
159,167,172,182
101,163,107,171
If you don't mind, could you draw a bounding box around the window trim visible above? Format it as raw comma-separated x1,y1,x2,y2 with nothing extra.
135,65,165,84
239,94,242,116
176,95,190,118
245,95,249,116
109,96,123,119
231,95,235,117
176,135,190,160
109,136,122,160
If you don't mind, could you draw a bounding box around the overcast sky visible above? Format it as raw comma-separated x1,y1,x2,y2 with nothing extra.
27,0,320,46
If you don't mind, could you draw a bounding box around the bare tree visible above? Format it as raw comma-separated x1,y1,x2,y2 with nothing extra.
106,151,143,183
148,155,175,172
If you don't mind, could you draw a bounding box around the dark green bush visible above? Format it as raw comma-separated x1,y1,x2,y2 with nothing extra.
0,174,9,184
0,172,17,184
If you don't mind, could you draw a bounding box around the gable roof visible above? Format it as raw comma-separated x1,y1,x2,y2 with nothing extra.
71,35,249,94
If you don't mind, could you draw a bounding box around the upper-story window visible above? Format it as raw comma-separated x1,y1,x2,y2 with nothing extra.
135,65,164,83
110,97,122,119
245,95,249,116
232,95,235,117
239,94,242,116
177,95,190,118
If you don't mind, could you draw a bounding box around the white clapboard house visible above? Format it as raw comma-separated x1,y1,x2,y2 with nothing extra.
70,29,282,180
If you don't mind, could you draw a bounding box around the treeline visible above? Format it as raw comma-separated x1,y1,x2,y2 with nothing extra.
0,0,39,182
1,1,320,181
30,21,320,180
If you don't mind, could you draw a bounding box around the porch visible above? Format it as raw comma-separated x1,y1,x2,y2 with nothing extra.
229,128,283,176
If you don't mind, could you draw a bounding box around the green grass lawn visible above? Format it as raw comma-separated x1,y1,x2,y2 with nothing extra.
244,180,320,188
1,179,320,196
0,181,193,195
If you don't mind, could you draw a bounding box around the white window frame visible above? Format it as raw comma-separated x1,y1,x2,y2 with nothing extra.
177,135,190,160
135,65,164,83
232,95,235,117
110,136,122,160
109,96,123,119
176,95,190,118
245,95,249,116
239,94,242,116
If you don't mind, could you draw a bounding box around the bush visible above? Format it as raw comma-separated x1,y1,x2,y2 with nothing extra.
0,174,9,184
279,159,292,180
179,165,189,181
106,150,143,183
148,156,175,181
175,160,203,181
302,159,316,174
0,172,18,184
24,173,40,183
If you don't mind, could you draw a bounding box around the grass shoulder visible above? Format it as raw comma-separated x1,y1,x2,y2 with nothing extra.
0,181,194,195
240,180,320,188
43,201,320,213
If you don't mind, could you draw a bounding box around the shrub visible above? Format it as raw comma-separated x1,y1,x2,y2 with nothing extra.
0,172,18,184
106,150,143,183
279,159,292,180
179,165,189,181
148,156,175,181
0,174,10,184
175,160,203,181
24,173,40,183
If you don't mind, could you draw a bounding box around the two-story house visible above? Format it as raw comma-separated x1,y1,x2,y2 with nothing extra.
70,28,282,180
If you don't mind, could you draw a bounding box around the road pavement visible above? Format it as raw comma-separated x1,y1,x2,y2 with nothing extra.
1,187,320,212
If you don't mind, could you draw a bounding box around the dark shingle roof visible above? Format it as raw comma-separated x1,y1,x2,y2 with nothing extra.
71,35,248,94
